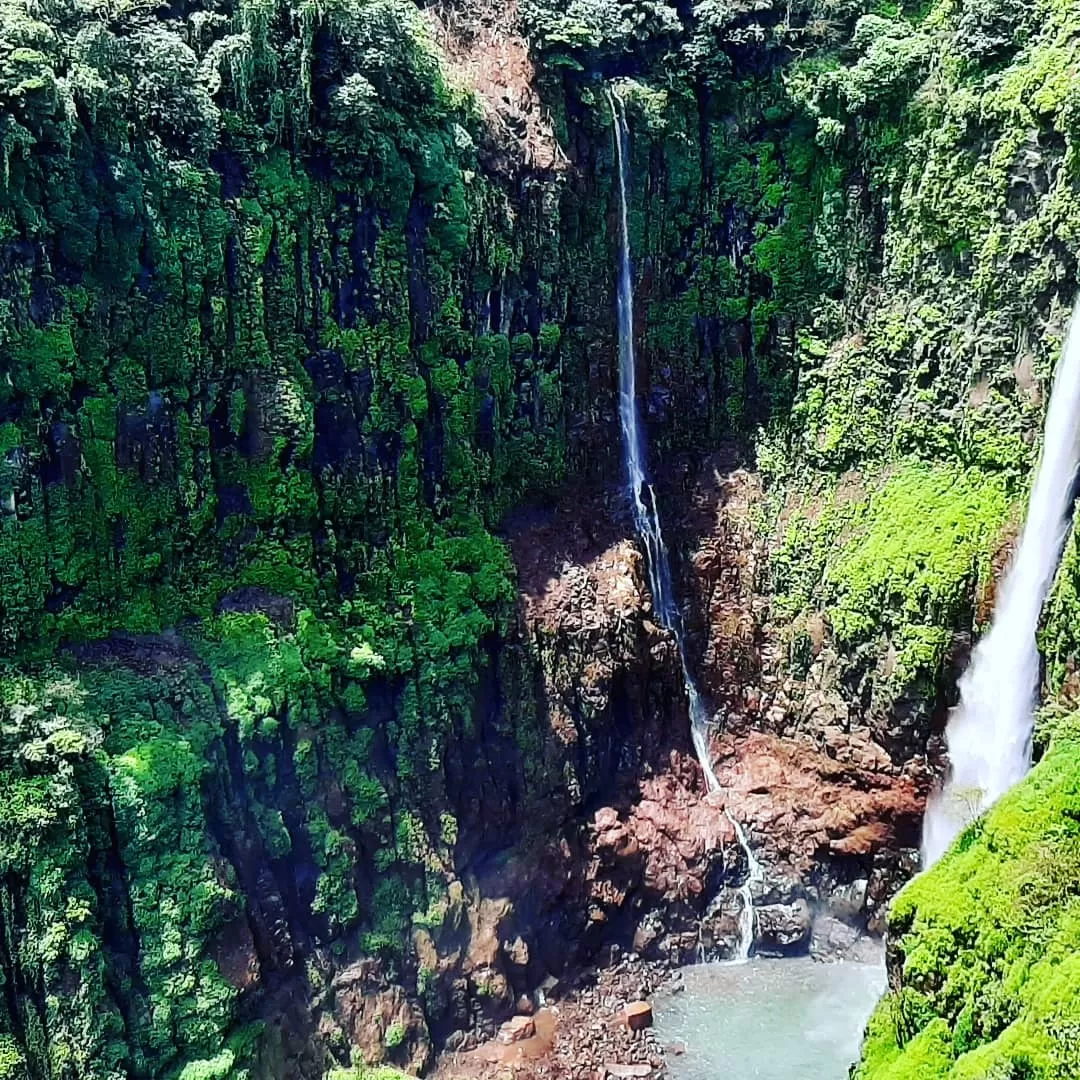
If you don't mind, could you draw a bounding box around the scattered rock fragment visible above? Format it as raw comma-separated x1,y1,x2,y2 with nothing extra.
623,1001,653,1031
497,1014,537,1043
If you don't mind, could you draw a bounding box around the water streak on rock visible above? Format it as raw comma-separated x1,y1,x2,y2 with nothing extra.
610,88,760,959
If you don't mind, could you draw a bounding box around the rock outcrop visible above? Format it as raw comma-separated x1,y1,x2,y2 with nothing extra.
671,452,935,938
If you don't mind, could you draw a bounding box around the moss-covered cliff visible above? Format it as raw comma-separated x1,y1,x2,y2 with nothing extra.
0,1,785,1074
855,714,1080,1080
2,0,1080,1075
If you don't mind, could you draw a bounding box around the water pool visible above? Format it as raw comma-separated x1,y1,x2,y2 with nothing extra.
653,956,885,1080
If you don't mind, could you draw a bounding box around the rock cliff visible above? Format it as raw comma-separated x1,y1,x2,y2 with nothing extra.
1,0,1080,1075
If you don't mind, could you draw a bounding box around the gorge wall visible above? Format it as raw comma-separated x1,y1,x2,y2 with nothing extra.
1,0,1080,1076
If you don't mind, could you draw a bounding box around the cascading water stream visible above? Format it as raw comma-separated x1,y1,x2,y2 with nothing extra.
610,90,762,960
922,295,1080,866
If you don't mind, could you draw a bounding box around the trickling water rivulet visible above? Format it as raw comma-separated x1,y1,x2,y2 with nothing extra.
610,91,762,959
923,296,1080,866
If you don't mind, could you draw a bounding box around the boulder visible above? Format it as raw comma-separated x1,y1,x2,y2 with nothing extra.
503,934,531,968
623,1001,653,1031
497,1014,536,1044
810,915,860,959
810,915,883,962
829,878,869,922
755,899,812,954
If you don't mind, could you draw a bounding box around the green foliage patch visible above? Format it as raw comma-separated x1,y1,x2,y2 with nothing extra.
771,460,1010,694
856,718,1080,1079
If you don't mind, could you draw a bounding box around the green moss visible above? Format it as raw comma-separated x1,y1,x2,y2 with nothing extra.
0,1037,24,1079
324,1067,412,1080
177,1051,236,1080
771,461,1011,697
0,662,240,1077
856,721,1080,1079
826,464,1010,651
4,325,76,401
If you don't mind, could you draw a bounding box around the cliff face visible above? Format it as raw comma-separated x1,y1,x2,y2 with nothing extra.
1,0,1080,1075
854,726,1080,1080
0,4,744,1074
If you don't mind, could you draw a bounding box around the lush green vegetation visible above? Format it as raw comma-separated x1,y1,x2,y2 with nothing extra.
856,713,1080,1079
0,0,571,1068
739,0,1080,755
0,0,560,650
325,1067,412,1080
770,460,1011,695
0,0,1078,1071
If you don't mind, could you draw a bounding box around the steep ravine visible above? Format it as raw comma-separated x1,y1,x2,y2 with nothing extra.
2,0,1080,1075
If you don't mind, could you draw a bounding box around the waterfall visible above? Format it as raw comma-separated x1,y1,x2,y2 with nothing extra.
610,90,761,961
922,296,1080,866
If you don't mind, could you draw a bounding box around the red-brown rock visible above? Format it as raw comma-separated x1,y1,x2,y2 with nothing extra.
497,1015,536,1044
622,1001,652,1031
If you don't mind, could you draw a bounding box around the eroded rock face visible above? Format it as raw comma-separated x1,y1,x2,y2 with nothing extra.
423,0,566,176
247,457,937,1075
327,961,432,1073
588,775,747,962
592,781,734,906
509,489,686,795
710,729,924,921
497,489,774,960
442,456,934,1017
388,485,757,1058
673,452,934,934
293,449,943,1076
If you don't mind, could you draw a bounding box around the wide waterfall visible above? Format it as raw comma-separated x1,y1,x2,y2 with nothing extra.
610,91,762,959
923,296,1080,865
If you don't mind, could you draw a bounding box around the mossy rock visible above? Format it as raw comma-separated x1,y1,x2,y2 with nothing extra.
856,720,1080,1079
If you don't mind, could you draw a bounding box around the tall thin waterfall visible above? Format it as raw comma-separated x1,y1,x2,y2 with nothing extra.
610,91,762,960
923,296,1080,866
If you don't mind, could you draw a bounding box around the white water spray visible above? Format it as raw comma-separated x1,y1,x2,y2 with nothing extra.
611,90,760,960
923,296,1080,866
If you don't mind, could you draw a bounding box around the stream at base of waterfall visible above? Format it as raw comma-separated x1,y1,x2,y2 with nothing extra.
610,88,759,958
654,957,886,1080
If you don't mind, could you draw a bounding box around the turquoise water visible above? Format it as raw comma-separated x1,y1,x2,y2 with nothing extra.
653,957,885,1080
